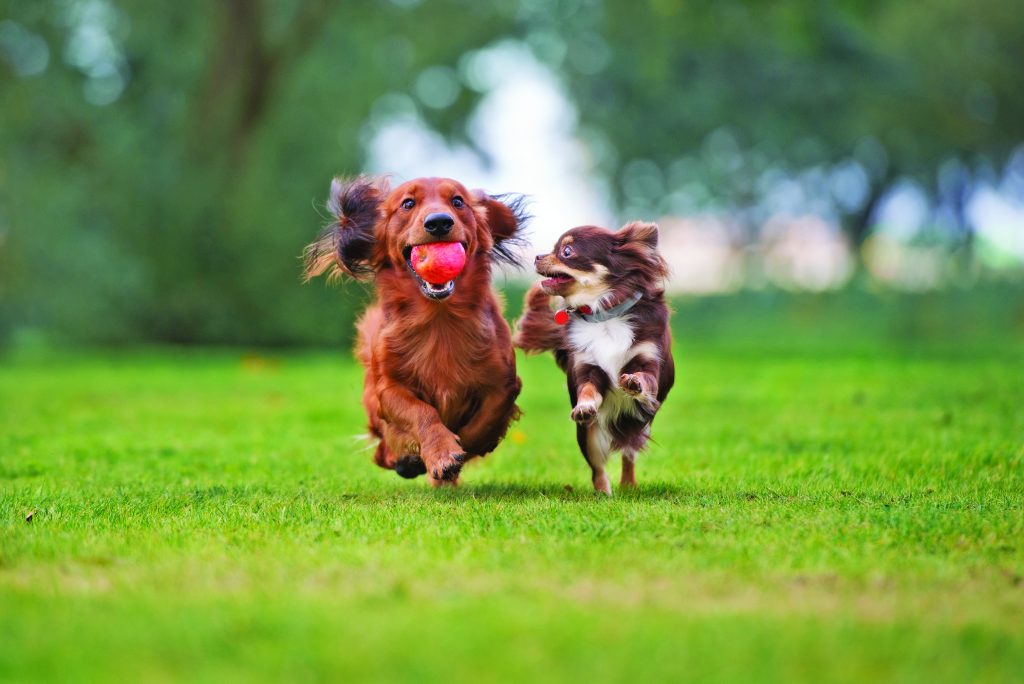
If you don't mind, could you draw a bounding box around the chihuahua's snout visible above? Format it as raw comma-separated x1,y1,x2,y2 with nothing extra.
424,212,454,236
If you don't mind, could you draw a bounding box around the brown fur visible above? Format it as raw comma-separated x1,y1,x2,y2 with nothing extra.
306,176,527,486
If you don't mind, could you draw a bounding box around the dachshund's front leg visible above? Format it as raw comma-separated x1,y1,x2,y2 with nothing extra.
458,375,522,456
378,383,465,481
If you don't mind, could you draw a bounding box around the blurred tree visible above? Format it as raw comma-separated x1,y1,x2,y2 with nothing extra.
2,0,1021,346
521,0,1024,252
0,0,520,345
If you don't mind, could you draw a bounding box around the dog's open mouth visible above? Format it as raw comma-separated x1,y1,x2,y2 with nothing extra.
538,271,575,292
403,244,465,300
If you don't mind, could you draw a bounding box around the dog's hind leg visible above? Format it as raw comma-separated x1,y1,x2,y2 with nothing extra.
620,450,636,488
577,422,613,495
619,424,650,488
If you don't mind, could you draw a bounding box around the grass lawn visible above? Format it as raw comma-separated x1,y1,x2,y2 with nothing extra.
1,289,1022,682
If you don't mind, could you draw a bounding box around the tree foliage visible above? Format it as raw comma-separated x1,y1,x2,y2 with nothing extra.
526,0,1024,244
1,0,1020,345
1,0,520,345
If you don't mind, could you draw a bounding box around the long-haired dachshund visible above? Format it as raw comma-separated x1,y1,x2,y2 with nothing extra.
305,176,528,486
514,222,674,494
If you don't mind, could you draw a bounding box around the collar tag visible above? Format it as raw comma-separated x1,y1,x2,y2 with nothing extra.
555,296,640,325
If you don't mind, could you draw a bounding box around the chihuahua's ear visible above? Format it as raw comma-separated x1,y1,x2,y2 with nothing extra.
303,176,388,282
616,220,668,281
616,221,659,251
473,190,531,267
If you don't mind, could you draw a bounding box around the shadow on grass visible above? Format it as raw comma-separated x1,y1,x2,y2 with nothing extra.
429,480,758,502
422,480,921,507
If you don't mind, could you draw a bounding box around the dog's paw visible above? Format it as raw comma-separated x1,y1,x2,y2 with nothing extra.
571,400,599,425
429,450,466,481
619,373,660,411
422,428,466,481
394,455,426,479
619,372,645,396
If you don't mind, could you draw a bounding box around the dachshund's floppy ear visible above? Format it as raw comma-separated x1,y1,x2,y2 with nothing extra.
472,191,531,268
303,176,388,282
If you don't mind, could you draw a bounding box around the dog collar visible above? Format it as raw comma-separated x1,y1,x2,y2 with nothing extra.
554,291,643,325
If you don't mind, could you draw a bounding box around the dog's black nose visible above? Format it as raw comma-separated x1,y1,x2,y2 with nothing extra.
534,255,544,264
424,212,454,236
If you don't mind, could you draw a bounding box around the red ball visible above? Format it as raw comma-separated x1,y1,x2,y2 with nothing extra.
410,242,467,284
554,309,569,325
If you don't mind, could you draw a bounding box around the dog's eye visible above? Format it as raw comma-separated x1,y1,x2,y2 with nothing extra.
561,245,574,258
451,196,464,209
401,198,415,210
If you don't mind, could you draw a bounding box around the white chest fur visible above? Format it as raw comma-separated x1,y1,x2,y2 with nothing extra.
568,316,635,381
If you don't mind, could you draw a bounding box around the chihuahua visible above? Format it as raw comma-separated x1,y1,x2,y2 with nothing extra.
514,222,675,494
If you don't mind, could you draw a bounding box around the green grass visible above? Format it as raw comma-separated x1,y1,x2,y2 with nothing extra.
2,289,1023,683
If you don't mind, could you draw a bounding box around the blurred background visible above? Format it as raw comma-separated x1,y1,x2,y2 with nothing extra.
1,0,1022,348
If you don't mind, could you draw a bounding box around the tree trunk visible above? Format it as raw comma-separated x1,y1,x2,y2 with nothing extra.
188,0,331,168
847,181,886,253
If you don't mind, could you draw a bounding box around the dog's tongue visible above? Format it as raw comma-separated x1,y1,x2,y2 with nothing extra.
410,242,466,285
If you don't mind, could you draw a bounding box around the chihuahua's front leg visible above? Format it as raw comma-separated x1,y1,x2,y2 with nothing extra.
619,348,662,416
570,363,608,425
